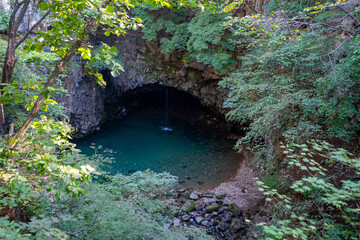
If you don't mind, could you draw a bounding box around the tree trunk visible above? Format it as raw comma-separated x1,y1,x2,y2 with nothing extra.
0,0,31,130
8,19,97,148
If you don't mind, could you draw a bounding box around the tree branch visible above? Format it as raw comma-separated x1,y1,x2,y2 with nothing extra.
331,0,360,26
15,10,51,49
11,0,31,33
8,19,98,148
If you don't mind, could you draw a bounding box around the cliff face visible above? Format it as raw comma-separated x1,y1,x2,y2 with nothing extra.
66,29,230,137
63,0,268,136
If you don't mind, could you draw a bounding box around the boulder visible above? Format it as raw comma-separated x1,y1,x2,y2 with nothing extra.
206,202,220,213
181,201,195,212
229,203,242,215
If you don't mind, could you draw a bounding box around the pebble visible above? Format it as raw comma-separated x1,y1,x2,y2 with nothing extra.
206,202,220,213
230,218,243,232
182,214,191,222
207,198,218,204
195,216,203,224
190,192,199,200
181,201,195,212
229,203,242,215
189,218,196,225
173,218,181,227
171,191,247,239
201,220,211,227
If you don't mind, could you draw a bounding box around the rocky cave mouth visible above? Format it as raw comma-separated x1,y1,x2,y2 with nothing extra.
75,84,243,190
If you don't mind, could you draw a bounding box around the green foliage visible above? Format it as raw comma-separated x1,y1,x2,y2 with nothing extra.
261,171,283,190
0,9,9,31
88,43,124,79
0,39,68,126
220,4,360,155
4,171,211,239
0,116,95,212
0,216,30,240
135,7,236,73
186,12,236,73
257,140,360,239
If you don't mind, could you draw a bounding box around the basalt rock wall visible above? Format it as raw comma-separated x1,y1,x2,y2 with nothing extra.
66,29,230,137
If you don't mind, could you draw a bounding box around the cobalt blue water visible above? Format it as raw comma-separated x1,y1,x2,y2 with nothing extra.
75,110,241,190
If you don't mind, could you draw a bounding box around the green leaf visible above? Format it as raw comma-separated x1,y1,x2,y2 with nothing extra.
105,5,115,14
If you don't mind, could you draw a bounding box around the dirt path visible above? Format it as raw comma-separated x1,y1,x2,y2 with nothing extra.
213,151,264,214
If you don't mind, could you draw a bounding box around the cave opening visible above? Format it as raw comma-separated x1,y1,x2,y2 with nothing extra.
76,84,243,190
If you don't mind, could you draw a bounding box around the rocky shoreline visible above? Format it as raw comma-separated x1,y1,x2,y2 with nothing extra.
170,189,248,239
169,152,264,239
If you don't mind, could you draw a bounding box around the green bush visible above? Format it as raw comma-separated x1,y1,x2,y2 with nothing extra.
20,171,211,240
256,140,360,240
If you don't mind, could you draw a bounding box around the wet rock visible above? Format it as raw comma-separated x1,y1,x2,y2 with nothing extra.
217,231,226,238
229,203,242,215
202,193,215,198
230,218,243,232
201,220,211,227
218,207,226,214
207,198,218,204
195,216,203,224
206,202,220,213
216,194,225,199
195,204,204,211
216,225,226,232
206,228,213,234
181,201,195,212
182,214,191,222
173,218,181,227
224,214,232,223
190,192,199,200
182,192,190,199
188,211,198,216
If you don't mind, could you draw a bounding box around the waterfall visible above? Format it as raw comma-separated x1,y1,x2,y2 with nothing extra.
160,87,173,131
